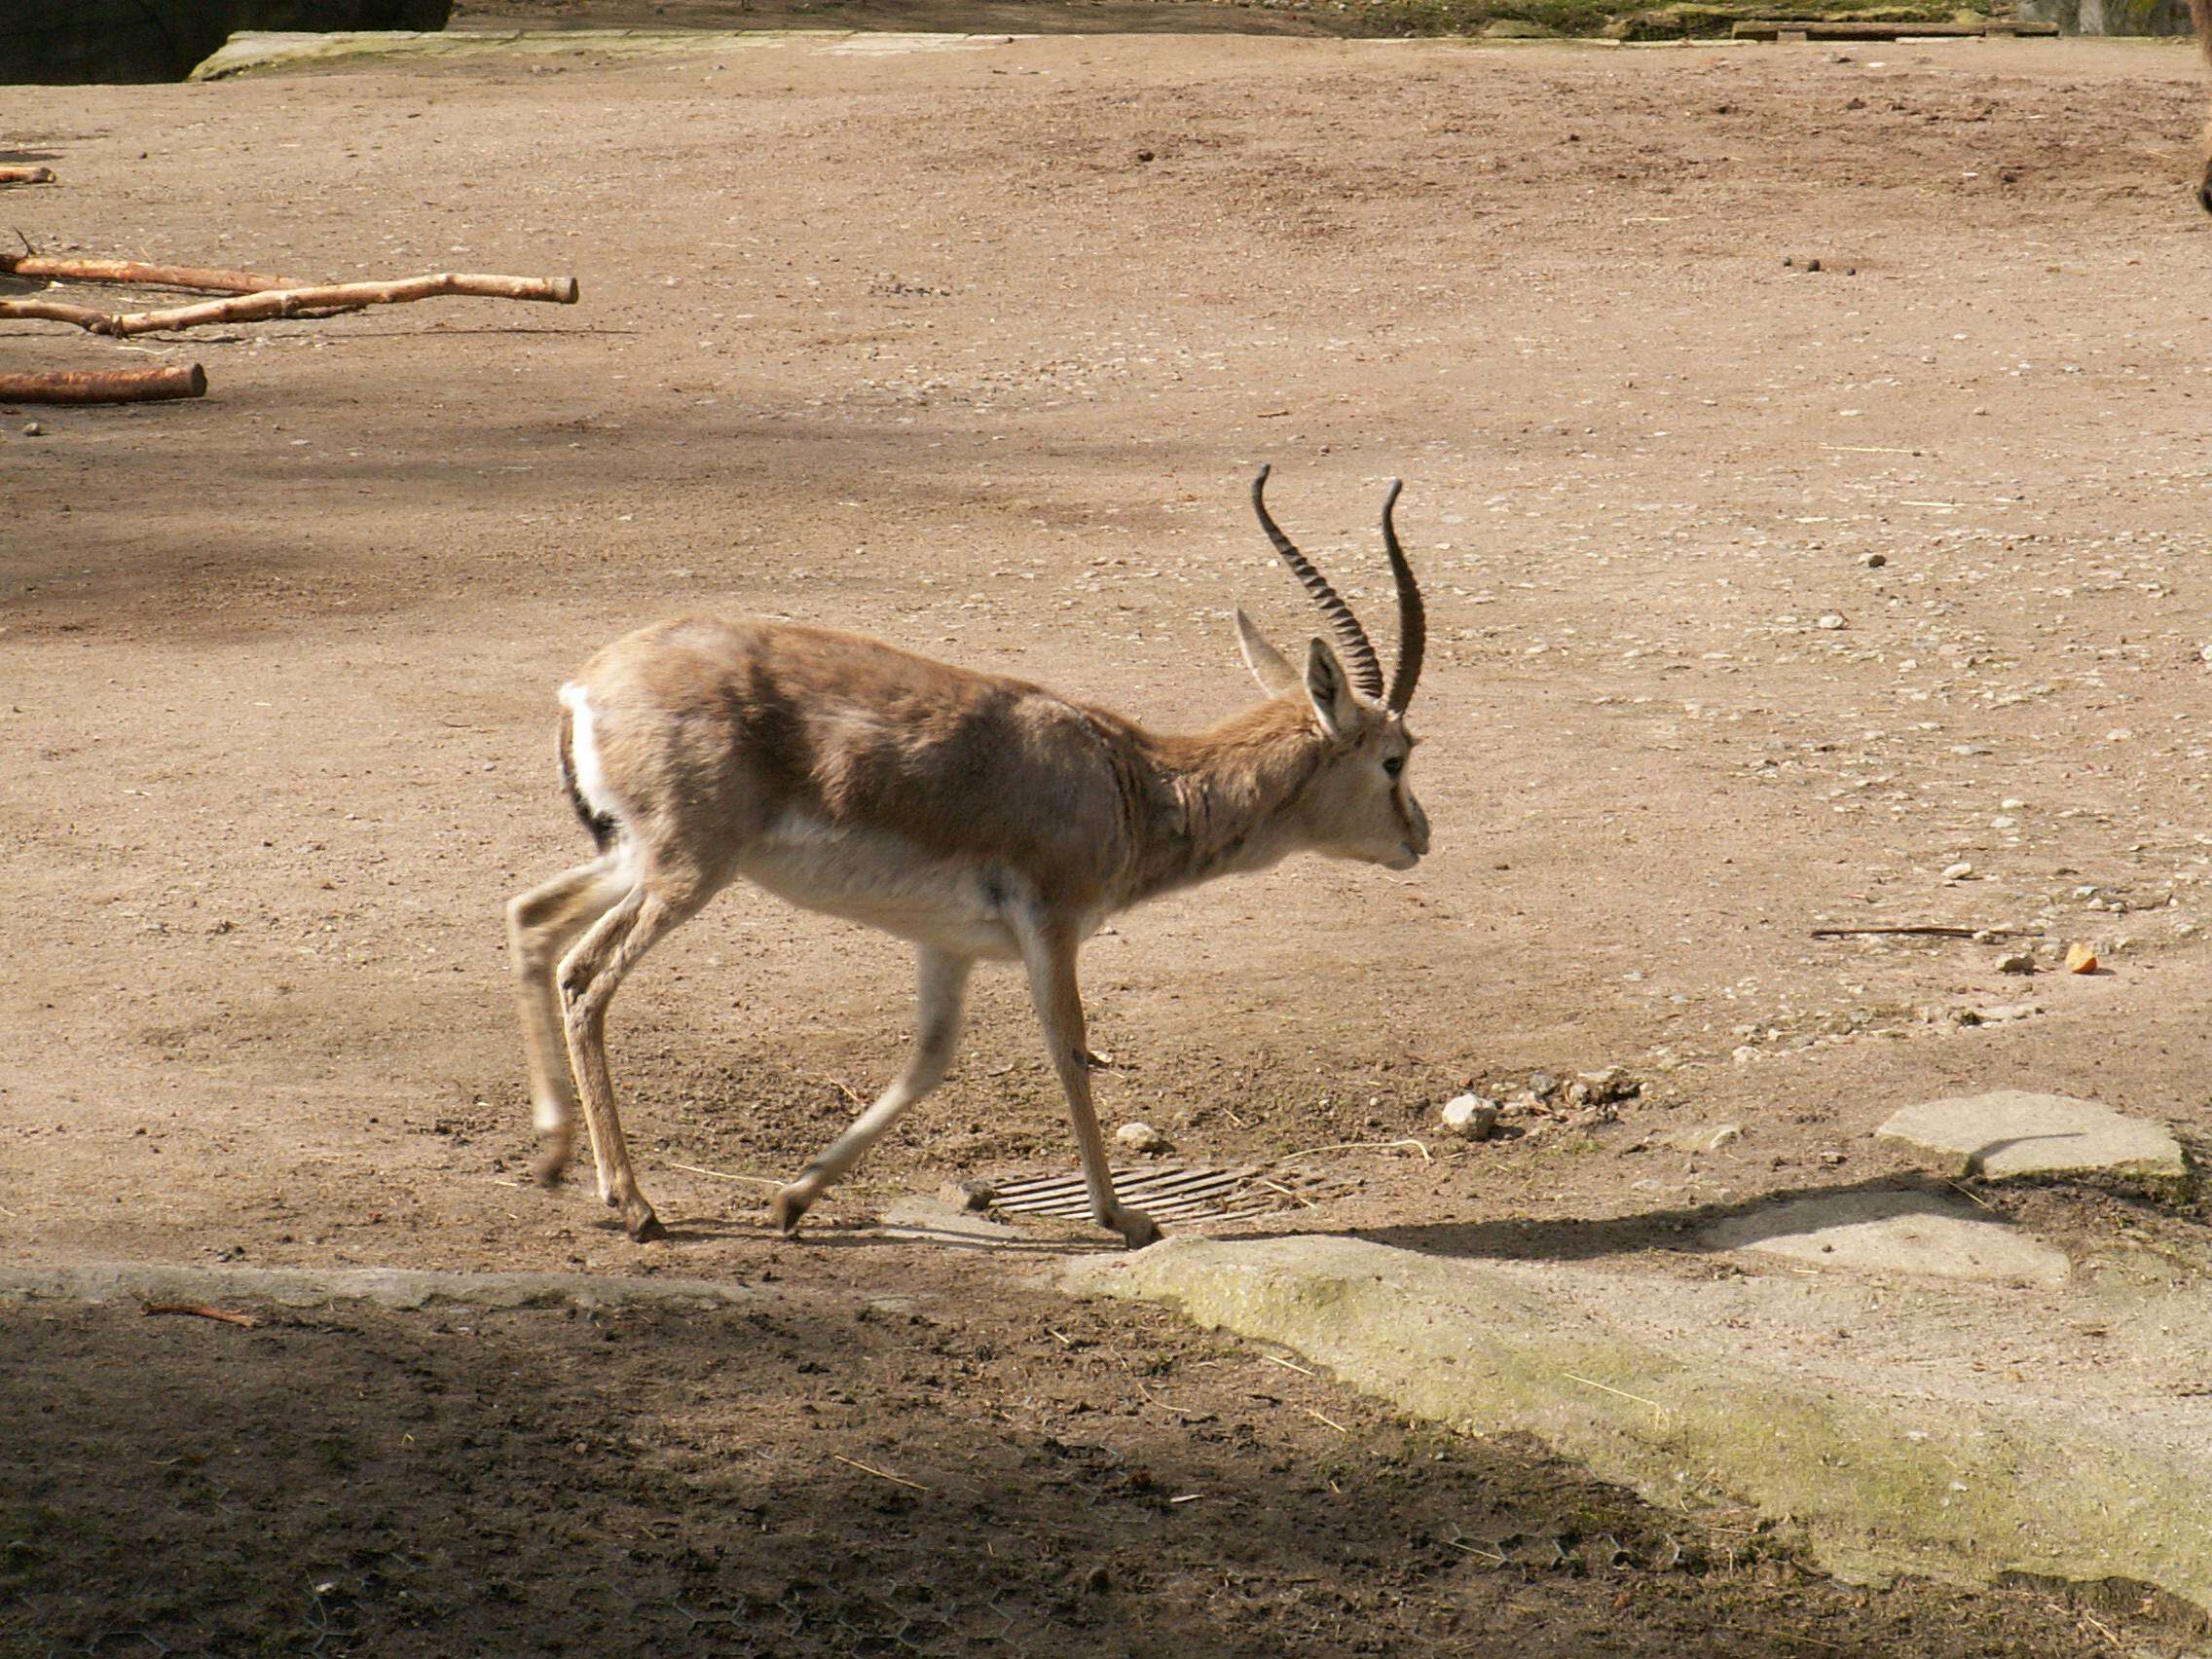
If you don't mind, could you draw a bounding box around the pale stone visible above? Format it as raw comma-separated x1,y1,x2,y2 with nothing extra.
1115,1121,1169,1154
1876,1090,2185,1180
1659,1122,1742,1154
1439,1093,1500,1139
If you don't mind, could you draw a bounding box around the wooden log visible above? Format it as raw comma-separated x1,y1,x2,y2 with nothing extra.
0,271,579,337
0,363,207,403
0,253,304,294
0,166,56,186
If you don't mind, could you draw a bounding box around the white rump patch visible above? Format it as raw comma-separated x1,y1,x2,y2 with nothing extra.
560,682,626,829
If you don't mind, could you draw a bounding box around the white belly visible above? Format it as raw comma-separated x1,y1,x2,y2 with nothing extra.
737,811,1025,959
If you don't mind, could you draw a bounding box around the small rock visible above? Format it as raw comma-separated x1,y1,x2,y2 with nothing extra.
1115,1121,1169,1155
2064,942,2098,975
1816,613,1845,630
1942,862,1974,882
21,421,42,437
1861,552,1887,569
1526,1070,1560,1101
1576,1066,1641,1105
1133,149,1155,164
1996,952,2034,976
1661,1122,1742,1154
946,1178,997,1213
1440,1093,1500,1140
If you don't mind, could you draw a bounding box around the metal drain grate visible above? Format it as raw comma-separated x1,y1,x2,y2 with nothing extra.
983,1163,1351,1226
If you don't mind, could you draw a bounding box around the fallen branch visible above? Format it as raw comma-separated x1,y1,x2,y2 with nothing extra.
0,253,305,293
0,166,55,186
0,363,206,403
1809,925,2020,940
0,271,580,338
142,1301,263,1329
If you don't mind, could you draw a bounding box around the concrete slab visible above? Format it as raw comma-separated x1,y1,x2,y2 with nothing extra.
0,1259,757,1312
189,27,1027,80
1701,1191,2071,1285
1071,1235,2212,1612
1877,1090,2187,1180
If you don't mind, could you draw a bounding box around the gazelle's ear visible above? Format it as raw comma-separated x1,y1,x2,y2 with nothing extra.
1304,638,1360,740
1235,608,1301,697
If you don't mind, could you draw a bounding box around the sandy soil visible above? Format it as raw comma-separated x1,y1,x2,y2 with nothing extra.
5,26,2212,1651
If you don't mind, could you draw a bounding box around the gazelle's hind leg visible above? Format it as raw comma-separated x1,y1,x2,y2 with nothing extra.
558,874,707,1241
505,852,629,1185
773,945,973,1236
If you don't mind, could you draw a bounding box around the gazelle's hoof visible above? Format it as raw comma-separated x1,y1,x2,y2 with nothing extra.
531,1146,570,1188
1114,1209,1163,1251
621,1198,664,1242
770,1185,812,1237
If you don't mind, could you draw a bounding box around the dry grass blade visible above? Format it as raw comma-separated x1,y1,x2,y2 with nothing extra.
1282,1137,1432,1163
830,1452,928,1492
662,1159,781,1189
142,1302,263,1330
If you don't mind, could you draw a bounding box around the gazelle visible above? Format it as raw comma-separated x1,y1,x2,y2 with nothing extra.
2196,0,2212,213
505,467,1430,1248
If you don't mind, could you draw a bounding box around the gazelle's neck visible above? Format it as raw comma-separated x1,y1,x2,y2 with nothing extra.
1116,698,1324,907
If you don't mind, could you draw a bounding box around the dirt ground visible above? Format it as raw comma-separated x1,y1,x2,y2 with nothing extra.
6,24,2212,1653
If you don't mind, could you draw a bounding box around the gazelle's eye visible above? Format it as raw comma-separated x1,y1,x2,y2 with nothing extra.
1382,756,1405,779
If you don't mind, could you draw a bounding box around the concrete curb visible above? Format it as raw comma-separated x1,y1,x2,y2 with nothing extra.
189,27,1031,79
1068,1235,2212,1612
0,1259,756,1312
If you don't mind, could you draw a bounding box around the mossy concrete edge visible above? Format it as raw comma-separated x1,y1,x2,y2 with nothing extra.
1067,1235,2212,1611
187,28,1025,79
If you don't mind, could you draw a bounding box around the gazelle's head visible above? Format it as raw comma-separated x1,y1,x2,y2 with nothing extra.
1235,466,1432,872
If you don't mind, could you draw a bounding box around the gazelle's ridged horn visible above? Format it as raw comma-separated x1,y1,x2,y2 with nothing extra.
1250,465,1382,699
1381,478,1425,713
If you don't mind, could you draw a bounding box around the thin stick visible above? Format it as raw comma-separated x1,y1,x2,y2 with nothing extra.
1810,925,2020,940
0,253,305,293
142,1302,263,1329
1304,1407,1349,1435
1281,1137,1432,1163
1441,1535,1507,1563
829,1452,927,1492
0,364,206,403
1260,1352,1316,1378
1565,1373,1668,1412
662,1159,781,1189
0,271,579,338
0,166,55,186
1942,1178,1996,1212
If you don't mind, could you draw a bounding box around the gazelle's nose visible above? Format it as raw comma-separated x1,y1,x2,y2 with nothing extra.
2199,175,2212,216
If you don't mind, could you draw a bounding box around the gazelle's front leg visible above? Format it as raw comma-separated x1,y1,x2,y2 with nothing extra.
1015,918,1160,1250
772,946,973,1236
